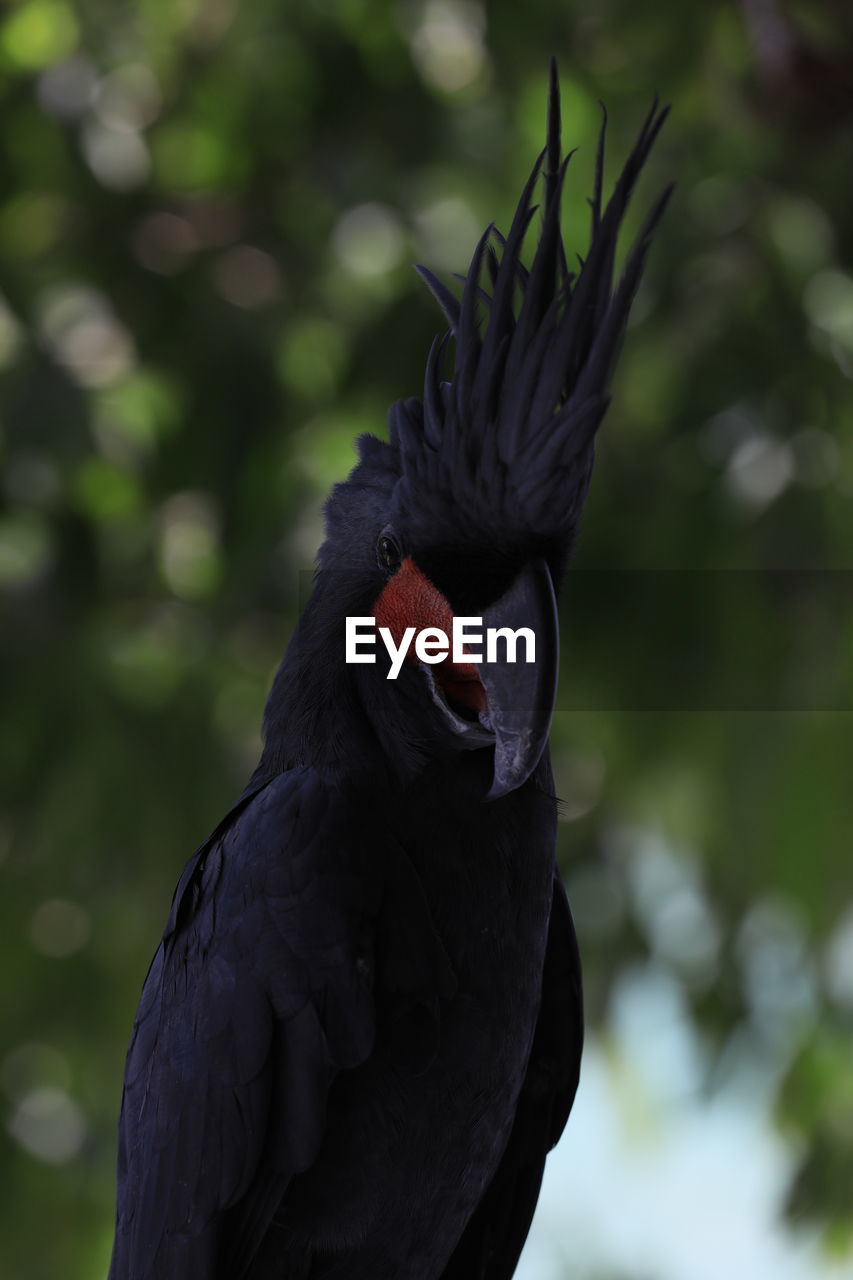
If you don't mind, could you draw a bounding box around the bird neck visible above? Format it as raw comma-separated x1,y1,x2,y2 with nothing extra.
253,572,386,788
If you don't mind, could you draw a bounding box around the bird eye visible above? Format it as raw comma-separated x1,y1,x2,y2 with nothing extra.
376,532,401,571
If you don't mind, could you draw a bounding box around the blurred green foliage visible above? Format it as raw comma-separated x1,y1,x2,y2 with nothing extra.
1,0,852,1276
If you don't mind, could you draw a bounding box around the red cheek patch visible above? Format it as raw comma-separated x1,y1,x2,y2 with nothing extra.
373,558,486,713
373,558,454,646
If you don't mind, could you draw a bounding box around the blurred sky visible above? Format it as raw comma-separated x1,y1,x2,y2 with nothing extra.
522,975,853,1280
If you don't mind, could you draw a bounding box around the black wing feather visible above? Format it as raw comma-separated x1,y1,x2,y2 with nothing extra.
440,872,583,1280
109,769,375,1280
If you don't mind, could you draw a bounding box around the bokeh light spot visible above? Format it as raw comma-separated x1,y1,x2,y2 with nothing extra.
767,195,834,274
36,54,95,118
8,1087,87,1164
158,491,222,600
131,212,198,275
152,123,228,192
1,0,78,71
82,121,151,192
212,245,282,308
619,828,721,986
725,434,795,509
737,898,818,1048
93,63,161,133
332,204,406,278
39,285,135,387
698,404,758,467
93,370,182,463
409,0,488,94
413,194,480,272
73,457,141,524
28,898,91,958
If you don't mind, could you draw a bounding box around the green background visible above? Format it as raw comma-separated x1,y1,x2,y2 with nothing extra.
1,0,852,1276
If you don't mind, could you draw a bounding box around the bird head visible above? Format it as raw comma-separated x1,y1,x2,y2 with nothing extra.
269,63,671,799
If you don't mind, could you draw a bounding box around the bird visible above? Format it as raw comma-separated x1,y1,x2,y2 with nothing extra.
108,59,671,1280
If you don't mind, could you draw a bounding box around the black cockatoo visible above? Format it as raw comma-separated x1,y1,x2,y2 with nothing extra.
109,62,670,1280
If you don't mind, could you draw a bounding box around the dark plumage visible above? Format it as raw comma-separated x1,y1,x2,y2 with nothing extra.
109,61,669,1280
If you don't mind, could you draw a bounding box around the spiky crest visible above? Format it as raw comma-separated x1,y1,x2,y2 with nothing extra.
392,58,672,549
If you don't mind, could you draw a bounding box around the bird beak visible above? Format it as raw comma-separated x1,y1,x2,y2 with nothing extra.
479,558,559,800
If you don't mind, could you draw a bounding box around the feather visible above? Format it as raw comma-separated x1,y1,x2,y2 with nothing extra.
414,265,461,332
395,63,671,548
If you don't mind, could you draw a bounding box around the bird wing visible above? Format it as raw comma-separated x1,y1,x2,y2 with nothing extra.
439,870,583,1280
109,768,376,1280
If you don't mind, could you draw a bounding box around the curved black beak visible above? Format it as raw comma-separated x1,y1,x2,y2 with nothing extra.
479,558,559,800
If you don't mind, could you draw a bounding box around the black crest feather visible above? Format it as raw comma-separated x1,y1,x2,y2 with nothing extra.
394,58,672,548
